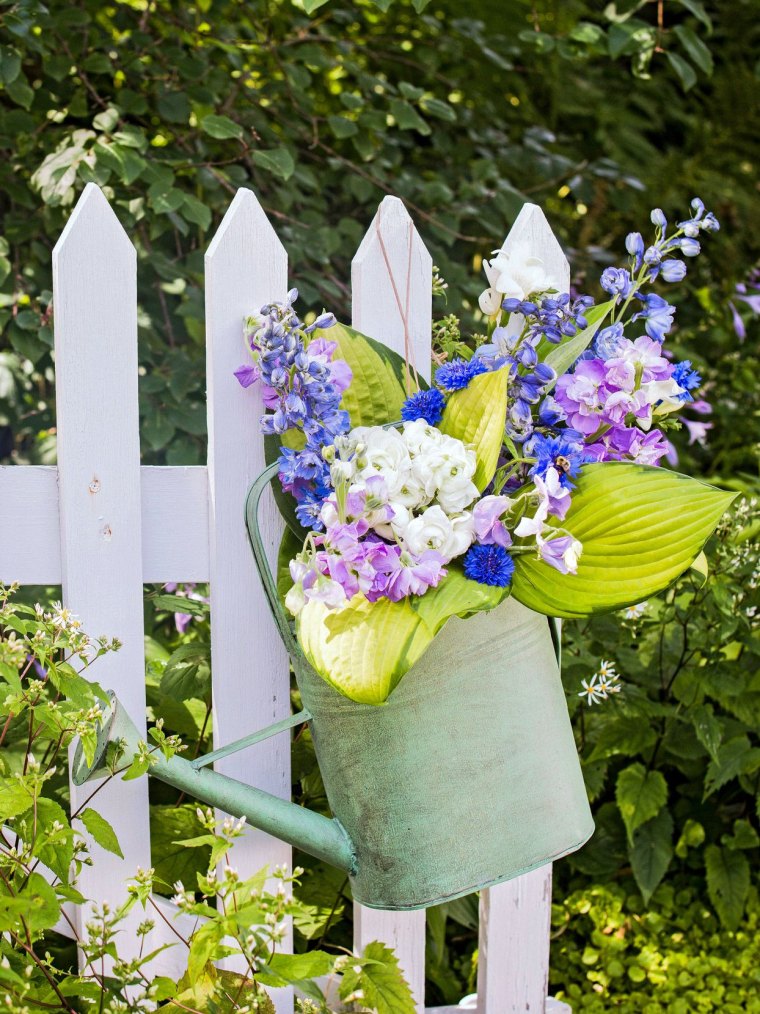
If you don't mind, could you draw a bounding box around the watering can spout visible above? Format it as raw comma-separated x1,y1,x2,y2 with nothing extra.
72,693,356,875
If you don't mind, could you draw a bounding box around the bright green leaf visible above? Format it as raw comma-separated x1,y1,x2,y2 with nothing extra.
616,763,667,842
704,735,760,798
150,805,210,894
0,777,35,821
258,949,335,987
78,807,124,858
440,367,509,490
675,818,705,858
339,941,415,1014
542,300,615,381
512,463,735,618
301,0,330,12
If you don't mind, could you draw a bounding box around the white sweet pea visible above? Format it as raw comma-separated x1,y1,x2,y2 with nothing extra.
643,378,688,417
483,245,556,301
478,286,503,316
374,502,412,541
402,505,474,562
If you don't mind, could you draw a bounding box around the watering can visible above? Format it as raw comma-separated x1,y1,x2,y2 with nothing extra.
72,463,594,910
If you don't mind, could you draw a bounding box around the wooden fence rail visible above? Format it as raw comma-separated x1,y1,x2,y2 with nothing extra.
0,183,572,1014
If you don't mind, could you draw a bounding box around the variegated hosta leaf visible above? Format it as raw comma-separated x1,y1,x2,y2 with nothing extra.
327,321,413,426
296,568,508,705
541,299,616,385
511,462,736,618
439,367,509,490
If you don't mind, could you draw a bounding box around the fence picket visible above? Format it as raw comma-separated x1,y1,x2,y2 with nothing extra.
52,183,150,944
205,189,293,1010
351,195,432,1013
477,202,570,1014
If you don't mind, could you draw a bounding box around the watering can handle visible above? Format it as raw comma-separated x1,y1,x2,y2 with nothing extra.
245,462,302,661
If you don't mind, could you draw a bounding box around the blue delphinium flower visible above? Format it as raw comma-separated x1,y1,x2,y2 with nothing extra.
435,357,488,391
527,432,588,489
672,360,702,401
593,323,625,359
633,293,676,342
401,387,446,425
294,483,331,530
463,544,515,587
600,267,633,298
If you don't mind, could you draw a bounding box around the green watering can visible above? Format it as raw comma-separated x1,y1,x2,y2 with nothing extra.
73,463,594,910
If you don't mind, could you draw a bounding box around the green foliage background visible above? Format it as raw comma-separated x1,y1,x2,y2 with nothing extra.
0,0,759,1008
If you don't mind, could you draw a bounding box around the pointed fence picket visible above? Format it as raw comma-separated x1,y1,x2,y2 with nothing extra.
0,184,573,1014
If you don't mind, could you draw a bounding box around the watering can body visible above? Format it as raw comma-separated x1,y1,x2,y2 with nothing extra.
296,595,594,909
73,464,593,911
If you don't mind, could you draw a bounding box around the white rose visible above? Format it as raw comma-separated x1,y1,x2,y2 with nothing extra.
351,425,410,480
483,245,556,301
402,419,443,457
402,505,474,563
437,477,480,515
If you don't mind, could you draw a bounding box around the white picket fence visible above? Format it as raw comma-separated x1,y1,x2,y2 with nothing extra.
0,183,573,1014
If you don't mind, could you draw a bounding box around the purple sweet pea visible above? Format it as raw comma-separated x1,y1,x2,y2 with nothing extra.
472,495,513,548
537,534,582,575
234,362,261,388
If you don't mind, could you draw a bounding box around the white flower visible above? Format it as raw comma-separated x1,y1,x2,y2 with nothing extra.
644,378,688,417
483,245,556,301
623,601,647,619
478,286,503,316
352,425,410,481
402,419,444,457
285,583,306,617
416,434,478,513
402,505,474,562
578,676,604,706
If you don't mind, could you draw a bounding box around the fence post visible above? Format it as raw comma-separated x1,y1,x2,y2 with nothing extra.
205,188,293,1012
53,183,151,943
351,195,432,1013
476,202,570,1014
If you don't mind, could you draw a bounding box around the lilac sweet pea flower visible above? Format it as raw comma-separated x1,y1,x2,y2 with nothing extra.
472,495,513,548
681,417,713,446
537,534,583,575
234,362,260,388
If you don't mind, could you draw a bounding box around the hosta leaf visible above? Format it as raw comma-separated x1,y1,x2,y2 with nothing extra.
705,844,749,930
326,322,411,427
616,762,667,842
439,367,509,490
297,567,507,704
512,462,735,618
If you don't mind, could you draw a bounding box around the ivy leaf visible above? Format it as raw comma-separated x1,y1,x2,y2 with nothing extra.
629,808,673,903
200,114,244,140
705,844,749,930
616,762,667,842
252,146,296,181
78,807,124,858
512,463,735,618
440,367,509,490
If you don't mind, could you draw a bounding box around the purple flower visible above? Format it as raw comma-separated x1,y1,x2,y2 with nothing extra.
472,495,513,548
554,360,607,435
681,417,713,446
600,267,633,298
234,363,261,388
633,293,676,342
626,232,645,268
537,534,582,575
593,323,625,360
367,547,447,602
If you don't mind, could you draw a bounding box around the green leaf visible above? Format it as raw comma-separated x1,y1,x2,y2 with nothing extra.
328,114,358,138
0,777,35,821
258,950,335,988
0,47,21,85
616,763,667,842
200,114,244,140
297,567,507,703
389,98,430,135
339,941,416,1014
673,24,714,75
152,593,209,617
439,368,509,490
722,818,760,851
182,194,212,230
328,322,410,426
301,0,330,12
252,146,295,181
587,715,657,763
675,818,705,858
542,300,615,381
705,844,749,930
674,0,713,33
160,642,211,702
17,873,60,933
78,807,124,858
704,735,760,798
188,923,226,983
666,50,698,91
630,808,673,903
512,463,735,618
150,805,210,894
690,702,722,761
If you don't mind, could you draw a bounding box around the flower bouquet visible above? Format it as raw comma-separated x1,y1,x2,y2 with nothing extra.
238,199,733,708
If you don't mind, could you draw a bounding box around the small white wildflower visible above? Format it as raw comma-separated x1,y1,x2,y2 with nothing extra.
578,676,604,706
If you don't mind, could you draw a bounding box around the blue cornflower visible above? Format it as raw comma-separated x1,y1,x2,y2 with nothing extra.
435,357,488,391
401,388,446,425
527,433,588,489
672,360,701,401
463,544,515,588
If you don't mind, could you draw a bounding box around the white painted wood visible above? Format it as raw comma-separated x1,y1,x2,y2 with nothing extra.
476,203,570,1014
352,195,433,386
351,197,431,1012
477,867,553,1013
205,188,292,1012
52,183,151,950
0,464,209,584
